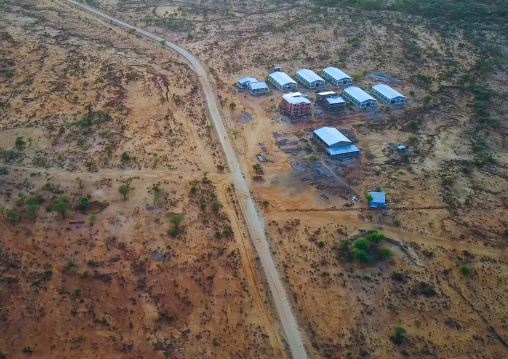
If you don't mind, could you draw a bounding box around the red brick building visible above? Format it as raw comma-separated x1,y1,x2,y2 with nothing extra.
280,92,312,116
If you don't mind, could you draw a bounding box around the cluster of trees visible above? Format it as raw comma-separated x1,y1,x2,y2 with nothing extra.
338,230,393,264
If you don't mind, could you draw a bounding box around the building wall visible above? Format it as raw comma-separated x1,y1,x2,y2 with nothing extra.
249,87,268,95
269,76,297,91
344,91,376,108
323,71,352,86
282,98,311,115
297,73,325,88
372,88,405,104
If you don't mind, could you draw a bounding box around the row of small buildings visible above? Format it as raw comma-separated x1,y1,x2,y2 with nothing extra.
238,68,405,111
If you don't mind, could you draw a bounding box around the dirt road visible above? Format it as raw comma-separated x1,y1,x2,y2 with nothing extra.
57,1,309,358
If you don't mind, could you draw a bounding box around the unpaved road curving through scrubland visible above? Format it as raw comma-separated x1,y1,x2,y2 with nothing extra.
57,1,309,358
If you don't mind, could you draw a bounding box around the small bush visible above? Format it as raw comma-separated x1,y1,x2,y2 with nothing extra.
459,265,471,275
390,326,407,345
317,240,324,248
391,272,404,281
121,152,130,161
379,247,394,259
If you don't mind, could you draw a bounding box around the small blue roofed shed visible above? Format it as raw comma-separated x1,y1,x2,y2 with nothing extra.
238,77,258,88
397,145,407,153
369,192,386,208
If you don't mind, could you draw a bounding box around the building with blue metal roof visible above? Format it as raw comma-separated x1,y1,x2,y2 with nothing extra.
316,91,345,111
237,77,258,89
269,72,297,91
343,86,377,108
323,67,352,86
247,81,269,95
313,126,360,157
371,84,406,104
369,192,386,208
296,69,325,89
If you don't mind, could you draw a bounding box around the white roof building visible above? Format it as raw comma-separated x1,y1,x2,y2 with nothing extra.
323,67,352,86
269,72,297,91
237,77,258,88
296,69,325,88
282,92,311,105
247,81,269,95
371,84,406,104
313,127,360,157
343,86,376,108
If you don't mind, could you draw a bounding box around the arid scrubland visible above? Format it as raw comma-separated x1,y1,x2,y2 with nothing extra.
1,0,508,358
0,1,284,358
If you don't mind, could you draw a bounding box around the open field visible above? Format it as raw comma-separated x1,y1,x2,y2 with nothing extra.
1,0,508,358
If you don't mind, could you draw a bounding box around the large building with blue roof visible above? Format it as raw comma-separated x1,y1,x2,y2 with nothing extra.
313,126,360,157
296,69,325,89
269,71,298,91
247,81,269,95
343,86,377,108
371,84,406,104
323,67,352,86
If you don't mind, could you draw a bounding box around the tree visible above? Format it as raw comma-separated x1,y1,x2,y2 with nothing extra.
118,185,130,200
53,195,71,218
26,196,39,219
169,214,183,228
6,210,18,222
121,152,130,161
88,214,97,225
352,248,371,264
229,102,237,109
210,200,221,212
353,238,370,251
365,193,373,202
77,137,87,146
366,231,385,243
15,136,25,149
391,326,407,345
459,265,471,275
79,196,90,210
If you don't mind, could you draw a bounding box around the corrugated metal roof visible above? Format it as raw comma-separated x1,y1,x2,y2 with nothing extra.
248,81,268,90
238,77,258,85
323,67,351,81
344,86,375,103
327,144,360,156
313,126,351,147
269,72,297,86
318,91,337,96
370,192,386,204
297,69,325,83
326,96,345,105
372,84,405,100
282,93,311,105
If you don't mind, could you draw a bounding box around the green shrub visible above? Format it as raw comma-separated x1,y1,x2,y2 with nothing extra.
352,248,371,264
459,265,471,275
391,272,404,281
53,195,71,218
79,196,90,210
391,326,407,345
353,238,370,251
379,247,394,259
